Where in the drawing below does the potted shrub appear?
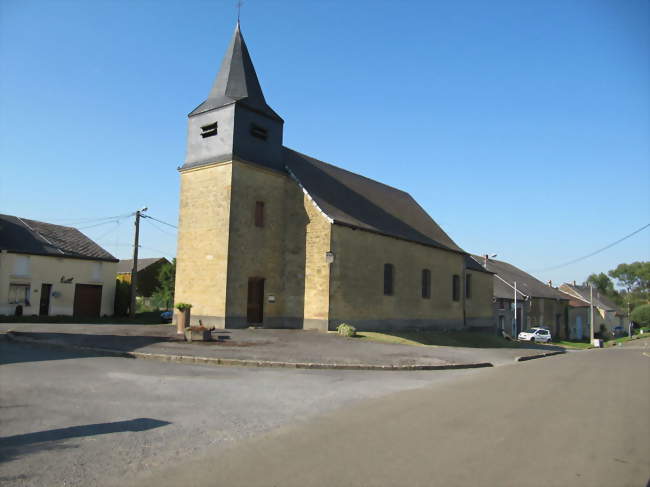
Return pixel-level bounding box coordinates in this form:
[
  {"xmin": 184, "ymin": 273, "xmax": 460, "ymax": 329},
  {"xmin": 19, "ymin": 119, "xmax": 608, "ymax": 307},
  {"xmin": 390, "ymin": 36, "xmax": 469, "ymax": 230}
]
[{"xmin": 175, "ymin": 303, "xmax": 192, "ymax": 335}]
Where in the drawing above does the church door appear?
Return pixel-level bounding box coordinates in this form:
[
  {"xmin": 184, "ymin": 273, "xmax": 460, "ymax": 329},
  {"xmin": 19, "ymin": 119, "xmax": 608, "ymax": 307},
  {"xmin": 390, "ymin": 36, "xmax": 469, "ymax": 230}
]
[{"xmin": 247, "ymin": 277, "xmax": 265, "ymax": 324}]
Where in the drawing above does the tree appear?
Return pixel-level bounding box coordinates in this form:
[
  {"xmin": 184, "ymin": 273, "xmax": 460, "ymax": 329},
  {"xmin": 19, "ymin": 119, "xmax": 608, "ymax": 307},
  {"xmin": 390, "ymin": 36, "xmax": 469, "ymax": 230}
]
[
  {"xmin": 608, "ymin": 262, "xmax": 650, "ymax": 294},
  {"xmin": 630, "ymin": 303, "xmax": 650, "ymax": 327},
  {"xmin": 151, "ymin": 259, "xmax": 176, "ymax": 310},
  {"xmin": 585, "ymin": 273, "xmax": 617, "ymax": 297},
  {"xmin": 608, "ymin": 261, "xmax": 650, "ymax": 312}
]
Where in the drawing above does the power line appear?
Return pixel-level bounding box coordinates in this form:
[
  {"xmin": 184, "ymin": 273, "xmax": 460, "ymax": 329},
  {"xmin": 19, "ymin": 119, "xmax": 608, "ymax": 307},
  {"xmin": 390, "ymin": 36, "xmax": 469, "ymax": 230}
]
[
  {"xmin": 55, "ymin": 212, "xmax": 134, "ymax": 225},
  {"xmin": 531, "ymin": 223, "xmax": 650, "ymax": 272},
  {"xmin": 143, "ymin": 217, "xmax": 177, "ymax": 238},
  {"xmin": 142, "ymin": 214, "xmax": 177, "ymax": 229}
]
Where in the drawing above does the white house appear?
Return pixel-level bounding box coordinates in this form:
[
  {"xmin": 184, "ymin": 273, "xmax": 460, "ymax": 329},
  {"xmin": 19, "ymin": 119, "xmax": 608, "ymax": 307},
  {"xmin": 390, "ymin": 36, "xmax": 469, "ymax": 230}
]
[{"xmin": 0, "ymin": 214, "xmax": 118, "ymax": 318}]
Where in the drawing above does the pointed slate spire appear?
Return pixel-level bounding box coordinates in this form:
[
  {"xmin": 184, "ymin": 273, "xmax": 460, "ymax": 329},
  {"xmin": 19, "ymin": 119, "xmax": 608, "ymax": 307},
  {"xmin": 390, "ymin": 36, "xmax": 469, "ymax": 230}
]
[{"xmin": 189, "ymin": 22, "xmax": 282, "ymax": 121}]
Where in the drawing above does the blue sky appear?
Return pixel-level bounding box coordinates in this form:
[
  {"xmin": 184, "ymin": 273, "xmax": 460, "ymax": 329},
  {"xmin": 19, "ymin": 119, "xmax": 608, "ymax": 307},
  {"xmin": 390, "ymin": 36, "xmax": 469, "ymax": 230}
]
[{"xmin": 1, "ymin": 0, "xmax": 648, "ymax": 286}]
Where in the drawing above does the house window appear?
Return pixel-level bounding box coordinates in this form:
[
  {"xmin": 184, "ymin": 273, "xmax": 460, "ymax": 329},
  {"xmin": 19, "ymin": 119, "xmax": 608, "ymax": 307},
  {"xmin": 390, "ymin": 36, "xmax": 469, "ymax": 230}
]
[
  {"xmin": 254, "ymin": 201, "xmax": 265, "ymax": 227},
  {"xmin": 497, "ymin": 298, "xmax": 505, "ymax": 310},
  {"xmin": 250, "ymin": 124, "xmax": 268, "ymax": 140},
  {"xmin": 91, "ymin": 262, "xmax": 103, "ymax": 282},
  {"xmin": 498, "ymin": 315, "xmax": 505, "ymax": 330},
  {"xmin": 8, "ymin": 283, "xmax": 30, "ymax": 305},
  {"xmin": 452, "ymin": 274, "xmax": 460, "ymax": 302},
  {"xmin": 384, "ymin": 263, "xmax": 394, "ymax": 296},
  {"xmin": 465, "ymin": 273, "xmax": 472, "ymax": 299},
  {"xmin": 421, "ymin": 269, "xmax": 431, "ymax": 299},
  {"xmin": 12, "ymin": 255, "xmax": 30, "ymax": 277},
  {"xmin": 200, "ymin": 121, "xmax": 218, "ymax": 138}
]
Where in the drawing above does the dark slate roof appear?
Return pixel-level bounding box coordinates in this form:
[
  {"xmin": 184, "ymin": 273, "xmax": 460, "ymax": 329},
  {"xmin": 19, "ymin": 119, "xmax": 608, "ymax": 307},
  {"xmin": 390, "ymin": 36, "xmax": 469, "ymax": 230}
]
[
  {"xmin": 560, "ymin": 284, "xmax": 618, "ymax": 311},
  {"xmin": 470, "ymin": 255, "xmax": 568, "ymax": 300},
  {"xmin": 117, "ymin": 257, "xmax": 169, "ymax": 274},
  {"xmin": 560, "ymin": 291, "xmax": 590, "ymax": 308},
  {"xmin": 0, "ymin": 214, "xmax": 117, "ymax": 262},
  {"xmin": 189, "ymin": 22, "xmax": 282, "ymax": 121},
  {"xmin": 284, "ymin": 147, "xmax": 466, "ymax": 254}
]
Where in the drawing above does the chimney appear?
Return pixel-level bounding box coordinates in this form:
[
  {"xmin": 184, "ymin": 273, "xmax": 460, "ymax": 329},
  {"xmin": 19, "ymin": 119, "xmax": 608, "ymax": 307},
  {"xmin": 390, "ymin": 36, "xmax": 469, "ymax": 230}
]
[
  {"xmin": 548, "ymin": 280, "xmax": 553, "ymax": 287},
  {"xmin": 573, "ymin": 280, "xmax": 576, "ymax": 286},
  {"xmin": 484, "ymin": 254, "xmax": 489, "ymax": 268}
]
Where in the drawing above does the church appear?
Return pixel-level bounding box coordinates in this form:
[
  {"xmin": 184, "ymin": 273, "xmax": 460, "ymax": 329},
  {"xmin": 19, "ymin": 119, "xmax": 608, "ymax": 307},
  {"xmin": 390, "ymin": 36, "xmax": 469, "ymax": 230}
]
[{"xmin": 174, "ymin": 23, "xmax": 494, "ymax": 332}]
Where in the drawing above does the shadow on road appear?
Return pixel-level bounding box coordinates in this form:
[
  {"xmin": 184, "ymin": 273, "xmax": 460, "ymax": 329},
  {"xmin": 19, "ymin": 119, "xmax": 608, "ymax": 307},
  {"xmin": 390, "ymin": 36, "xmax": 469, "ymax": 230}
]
[
  {"xmin": 0, "ymin": 418, "xmax": 171, "ymax": 464},
  {"xmin": 0, "ymin": 332, "xmax": 174, "ymax": 365}
]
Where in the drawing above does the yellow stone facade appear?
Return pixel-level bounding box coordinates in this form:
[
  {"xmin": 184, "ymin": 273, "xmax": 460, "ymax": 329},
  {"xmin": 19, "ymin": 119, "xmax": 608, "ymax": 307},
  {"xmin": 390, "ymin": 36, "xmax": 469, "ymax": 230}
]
[{"xmin": 175, "ymin": 158, "xmax": 494, "ymax": 331}]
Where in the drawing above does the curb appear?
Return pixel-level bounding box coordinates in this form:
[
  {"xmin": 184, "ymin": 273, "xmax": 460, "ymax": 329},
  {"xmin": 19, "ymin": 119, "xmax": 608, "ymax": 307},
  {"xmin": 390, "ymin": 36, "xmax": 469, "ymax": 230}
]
[
  {"xmin": 515, "ymin": 350, "xmax": 566, "ymax": 362},
  {"xmin": 4, "ymin": 332, "xmax": 494, "ymax": 371}
]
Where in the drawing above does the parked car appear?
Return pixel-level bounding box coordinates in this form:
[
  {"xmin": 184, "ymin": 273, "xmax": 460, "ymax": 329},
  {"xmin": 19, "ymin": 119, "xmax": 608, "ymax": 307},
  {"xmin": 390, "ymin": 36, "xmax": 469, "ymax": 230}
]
[
  {"xmin": 611, "ymin": 326, "xmax": 625, "ymax": 337},
  {"xmin": 518, "ymin": 327, "xmax": 552, "ymax": 343},
  {"xmin": 161, "ymin": 310, "xmax": 173, "ymax": 323}
]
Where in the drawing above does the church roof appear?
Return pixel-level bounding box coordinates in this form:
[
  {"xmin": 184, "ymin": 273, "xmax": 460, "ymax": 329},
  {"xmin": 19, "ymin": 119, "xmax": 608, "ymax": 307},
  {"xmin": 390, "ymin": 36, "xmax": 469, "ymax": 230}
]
[
  {"xmin": 189, "ymin": 23, "xmax": 282, "ymax": 121},
  {"xmin": 283, "ymin": 148, "xmax": 467, "ymax": 254}
]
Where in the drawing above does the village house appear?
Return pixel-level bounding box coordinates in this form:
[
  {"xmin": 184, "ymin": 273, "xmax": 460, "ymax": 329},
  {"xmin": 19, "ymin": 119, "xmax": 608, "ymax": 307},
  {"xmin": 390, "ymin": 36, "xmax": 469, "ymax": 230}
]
[
  {"xmin": 471, "ymin": 255, "xmax": 570, "ymax": 338},
  {"xmin": 173, "ymin": 23, "xmax": 494, "ymax": 331},
  {"xmin": 117, "ymin": 257, "xmax": 170, "ymax": 296},
  {"xmin": 0, "ymin": 214, "xmax": 117, "ymax": 318},
  {"xmin": 559, "ymin": 282, "xmax": 625, "ymax": 337}
]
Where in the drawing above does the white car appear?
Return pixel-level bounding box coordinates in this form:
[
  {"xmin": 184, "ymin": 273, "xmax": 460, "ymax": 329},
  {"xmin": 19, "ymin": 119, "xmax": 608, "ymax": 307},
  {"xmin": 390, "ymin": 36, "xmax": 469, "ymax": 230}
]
[{"xmin": 518, "ymin": 327, "xmax": 552, "ymax": 343}]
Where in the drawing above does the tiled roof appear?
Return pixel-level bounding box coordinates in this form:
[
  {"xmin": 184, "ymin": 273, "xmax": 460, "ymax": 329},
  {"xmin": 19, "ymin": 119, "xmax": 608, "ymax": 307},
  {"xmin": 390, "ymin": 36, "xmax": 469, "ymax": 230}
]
[
  {"xmin": 284, "ymin": 148, "xmax": 465, "ymax": 254},
  {"xmin": 560, "ymin": 284, "xmax": 619, "ymax": 311},
  {"xmin": 0, "ymin": 214, "xmax": 117, "ymax": 262},
  {"xmin": 470, "ymin": 255, "xmax": 569, "ymax": 300}
]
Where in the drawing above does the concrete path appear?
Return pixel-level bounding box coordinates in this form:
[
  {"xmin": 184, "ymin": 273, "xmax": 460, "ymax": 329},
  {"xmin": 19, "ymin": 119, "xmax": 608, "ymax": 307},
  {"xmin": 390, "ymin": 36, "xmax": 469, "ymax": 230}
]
[
  {"xmin": 0, "ymin": 323, "xmax": 562, "ymax": 368},
  {"xmin": 127, "ymin": 340, "xmax": 650, "ymax": 487}
]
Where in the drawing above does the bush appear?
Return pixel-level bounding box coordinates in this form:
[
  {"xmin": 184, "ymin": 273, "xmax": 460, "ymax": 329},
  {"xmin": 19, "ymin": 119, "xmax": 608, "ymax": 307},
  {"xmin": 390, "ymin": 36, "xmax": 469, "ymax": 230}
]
[
  {"xmin": 175, "ymin": 302, "xmax": 192, "ymax": 311},
  {"xmin": 631, "ymin": 304, "xmax": 650, "ymax": 327},
  {"xmin": 337, "ymin": 323, "xmax": 356, "ymax": 337}
]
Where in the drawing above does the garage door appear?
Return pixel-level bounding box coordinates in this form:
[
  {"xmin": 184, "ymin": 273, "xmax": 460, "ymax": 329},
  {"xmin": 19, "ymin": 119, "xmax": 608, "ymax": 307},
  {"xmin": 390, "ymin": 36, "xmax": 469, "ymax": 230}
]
[{"xmin": 73, "ymin": 284, "xmax": 103, "ymax": 318}]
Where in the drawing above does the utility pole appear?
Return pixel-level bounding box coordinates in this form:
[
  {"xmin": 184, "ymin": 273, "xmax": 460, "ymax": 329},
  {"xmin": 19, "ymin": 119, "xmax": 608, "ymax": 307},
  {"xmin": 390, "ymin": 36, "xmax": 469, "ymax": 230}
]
[
  {"xmin": 589, "ymin": 284, "xmax": 595, "ymax": 345},
  {"xmin": 129, "ymin": 207, "xmax": 147, "ymax": 318},
  {"xmin": 513, "ymin": 281, "xmax": 517, "ymax": 337}
]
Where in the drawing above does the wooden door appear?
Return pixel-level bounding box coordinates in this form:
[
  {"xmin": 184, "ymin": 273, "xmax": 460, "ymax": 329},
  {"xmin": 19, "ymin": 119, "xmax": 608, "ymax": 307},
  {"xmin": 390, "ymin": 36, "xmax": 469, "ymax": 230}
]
[
  {"xmin": 73, "ymin": 284, "xmax": 102, "ymax": 318},
  {"xmin": 247, "ymin": 277, "xmax": 265, "ymax": 324},
  {"xmin": 39, "ymin": 283, "xmax": 52, "ymax": 316}
]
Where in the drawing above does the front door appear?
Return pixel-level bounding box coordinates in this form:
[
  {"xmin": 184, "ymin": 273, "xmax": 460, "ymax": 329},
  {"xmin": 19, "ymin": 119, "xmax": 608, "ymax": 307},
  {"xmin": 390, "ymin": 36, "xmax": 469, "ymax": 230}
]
[
  {"xmin": 39, "ymin": 283, "xmax": 52, "ymax": 316},
  {"xmin": 73, "ymin": 284, "xmax": 102, "ymax": 318},
  {"xmin": 576, "ymin": 316, "xmax": 583, "ymax": 340},
  {"xmin": 247, "ymin": 277, "xmax": 265, "ymax": 324}
]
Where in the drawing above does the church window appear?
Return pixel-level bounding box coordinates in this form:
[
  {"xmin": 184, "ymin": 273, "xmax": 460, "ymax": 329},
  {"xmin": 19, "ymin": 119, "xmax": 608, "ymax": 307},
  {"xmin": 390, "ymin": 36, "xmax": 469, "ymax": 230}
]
[
  {"xmin": 465, "ymin": 273, "xmax": 472, "ymax": 299},
  {"xmin": 384, "ymin": 263, "xmax": 394, "ymax": 296},
  {"xmin": 421, "ymin": 269, "xmax": 431, "ymax": 299},
  {"xmin": 250, "ymin": 124, "xmax": 268, "ymax": 140},
  {"xmin": 452, "ymin": 274, "xmax": 460, "ymax": 301},
  {"xmin": 254, "ymin": 201, "xmax": 265, "ymax": 227},
  {"xmin": 200, "ymin": 121, "xmax": 218, "ymax": 138}
]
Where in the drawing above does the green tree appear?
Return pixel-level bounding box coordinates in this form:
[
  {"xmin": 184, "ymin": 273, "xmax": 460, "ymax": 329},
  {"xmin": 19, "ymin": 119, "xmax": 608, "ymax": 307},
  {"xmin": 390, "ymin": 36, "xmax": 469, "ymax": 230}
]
[
  {"xmin": 608, "ymin": 262, "xmax": 650, "ymax": 294},
  {"xmin": 630, "ymin": 303, "xmax": 650, "ymax": 327},
  {"xmin": 585, "ymin": 272, "xmax": 617, "ymax": 297},
  {"xmin": 608, "ymin": 262, "xmax": 650, "ymax": 312},
  {"xmin": 151, "ymin": 258, "xmax": 176, "ymax": 310}
]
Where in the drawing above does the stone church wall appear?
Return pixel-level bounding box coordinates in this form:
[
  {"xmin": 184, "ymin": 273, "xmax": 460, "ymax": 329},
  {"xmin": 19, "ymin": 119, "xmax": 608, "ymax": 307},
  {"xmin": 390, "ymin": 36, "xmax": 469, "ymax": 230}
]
[{"xmin": 174, "ymin": 162, "xmax": 232, "ymax": 327}]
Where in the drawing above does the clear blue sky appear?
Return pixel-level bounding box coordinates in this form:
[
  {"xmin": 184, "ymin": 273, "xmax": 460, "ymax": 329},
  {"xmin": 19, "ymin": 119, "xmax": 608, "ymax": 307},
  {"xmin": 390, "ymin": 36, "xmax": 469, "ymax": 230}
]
[{"xmin": 1, "ymin": 0, "xmax": 648, "ymax": 287}]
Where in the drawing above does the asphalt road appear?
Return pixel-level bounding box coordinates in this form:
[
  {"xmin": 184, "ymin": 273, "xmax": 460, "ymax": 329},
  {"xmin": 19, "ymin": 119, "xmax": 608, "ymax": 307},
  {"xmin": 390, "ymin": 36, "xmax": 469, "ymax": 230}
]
[
  {"xmin": 0, "ymin": 340, "xmax": 476, "ymax": 487},
  {"xmin": 127, "ymin": 341, "xmax": 650, "ymax": 487}
]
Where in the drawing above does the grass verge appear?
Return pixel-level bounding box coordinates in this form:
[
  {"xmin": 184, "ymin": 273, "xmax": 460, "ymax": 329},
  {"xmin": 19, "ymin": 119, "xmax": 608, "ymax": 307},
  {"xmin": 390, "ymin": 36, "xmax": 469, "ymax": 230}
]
[{"xmin": 355, "ymin": 331, "xmax": 525, "ymax": 348}]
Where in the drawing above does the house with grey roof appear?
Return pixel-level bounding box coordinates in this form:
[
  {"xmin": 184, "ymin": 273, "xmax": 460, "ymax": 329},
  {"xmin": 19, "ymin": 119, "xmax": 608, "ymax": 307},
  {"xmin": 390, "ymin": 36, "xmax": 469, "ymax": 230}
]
[
  {"xmin": 471, "ymin": 255, "xmax": 570, "ymax": 338},
  {"xmin": 117, "ymin": 257, "xmax": 171, "ymax": 298},
  {"xmin": 173, "ymin": 23, "xmax": 494, "ymax": 332},
  {"xmin": 559, "ymin": 283, "xmax": 625, "ymax": 337},
  {"xmin": 0, "ymin": 214, "xmax": 118, "ymax": 318}
]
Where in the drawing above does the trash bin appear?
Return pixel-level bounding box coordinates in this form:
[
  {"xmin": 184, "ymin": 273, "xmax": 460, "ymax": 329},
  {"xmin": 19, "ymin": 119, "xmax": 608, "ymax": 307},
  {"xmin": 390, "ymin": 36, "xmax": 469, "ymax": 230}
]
[{"xmin": 592, "ymin": 338, "xmax": 603, "ymax": 348}]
